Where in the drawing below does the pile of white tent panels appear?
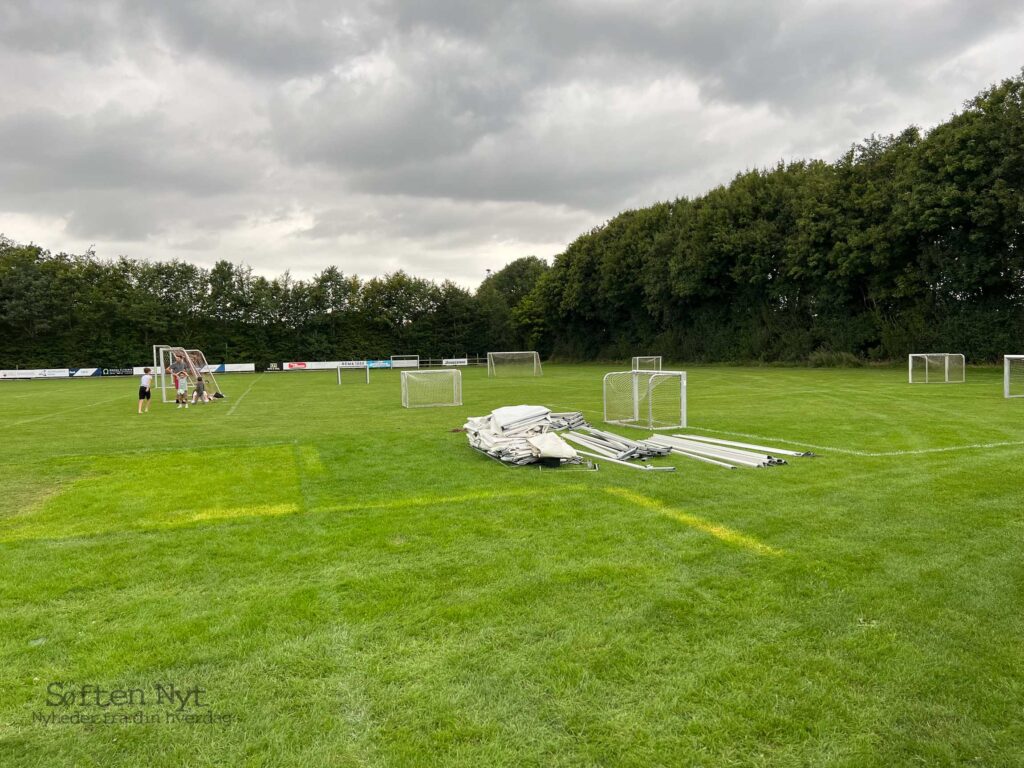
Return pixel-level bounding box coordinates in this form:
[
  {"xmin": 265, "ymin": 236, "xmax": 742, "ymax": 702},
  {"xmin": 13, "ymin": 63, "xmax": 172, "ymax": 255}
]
[
  {"xmin": 645, "ymin": 434, "xmax": 813, "ymax": 469},
  {"xmin": 562, "ymin": 427, "xmax": 676, "ymax": 472},
  {"xmin": 464, "ymin": 405, "xmax": 585, "ymax": 466}
]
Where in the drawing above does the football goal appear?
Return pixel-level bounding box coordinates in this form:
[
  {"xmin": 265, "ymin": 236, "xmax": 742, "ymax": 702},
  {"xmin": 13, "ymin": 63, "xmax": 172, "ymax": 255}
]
[
  {"xmin": 487, "ymin": 351, "xmax": 542, "ymax": 377},
  {"xmin": 632, "ymin": 356, "xmax": 662, "ymax": 371},
  {"xmin": 338, "ymin": 364, "xmax": 370, "ymax": 384},
  {"xmin": 390, "ymin": 355, "xmax": 420, "ymax": 369},
  {"xmin": 604, "ymin": 369, "xmax": 687, "ymax": 430},
  {"xmin": 152, "ymin": 345, "xmax": 222, "ymax": 403},
  {"xmin": 1005, "ymin": 355, "xmax": 1024, "ymax": 398},
  {"xmin": 401, "ymin": 369, "xmax": 462, "ymax": 408},
  {"xmin": 908, "ymin": 353, "xmax": 965, "ymax": 384}
]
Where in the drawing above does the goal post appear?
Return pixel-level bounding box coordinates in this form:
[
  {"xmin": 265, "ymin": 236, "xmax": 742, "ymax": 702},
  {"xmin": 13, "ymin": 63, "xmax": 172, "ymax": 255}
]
[
  {"xmin": 487, "ymin": 351, "xmax": 542, "ymax": 377},
  {"xmin": 604, "ymin": 369, "xmax": 686, "ymax": 430},
  {"xmin": 401, "ymin": 369, "xmax": 462, "ymax": 408},
  {"xmin": 152, "ymin": 345, "xmax": 223, "ymax": 402},
  {"xmin": 1005, "ymin": 355, "xmax": 1024, "ymax": 398},
  {"xmin": 185, "ymin": 349, "xmax": 222, "ymax": 397},
  {"xmin": 908, "ymin": 353, "xmax": 965, "ymax": 384},
  {"xmin": 338, "ymin": 364, "xmax": 370, "ymax": 384},
  {"xmin": 632, "ymin": 356, "xmax": 662, "ymax": 371},
  {"xmin": 390, "ymin": 355, "xmax": 420, "ymax": 369}
]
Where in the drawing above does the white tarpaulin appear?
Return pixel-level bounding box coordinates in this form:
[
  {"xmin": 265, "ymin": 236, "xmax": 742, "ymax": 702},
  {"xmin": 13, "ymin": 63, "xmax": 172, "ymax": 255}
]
[{"xmin": 465, "ymin": 405, "xmax": 585, "ymax": 465}]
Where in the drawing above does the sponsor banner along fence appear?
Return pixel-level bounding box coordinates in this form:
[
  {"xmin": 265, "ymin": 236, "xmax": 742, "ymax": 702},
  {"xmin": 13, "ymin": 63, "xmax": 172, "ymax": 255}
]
[
  {"xmin": 0, "ymin": 368, "xmax": 71, "ymax": 380},
  {"xmin": 283, "ymin": 360, "xmax": 394, "ymax": 371},
  {"xmin": 276, "ymin": 358, "xmax": 479, "ymax": 372},
  {"xmin": 1, "ymin": 363, "xmax": 255, "ymax": 380}
]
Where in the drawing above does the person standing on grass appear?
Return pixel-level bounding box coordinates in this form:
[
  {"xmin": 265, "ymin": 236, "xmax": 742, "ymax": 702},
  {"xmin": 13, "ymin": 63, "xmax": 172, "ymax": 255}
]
[
  {"xmin": 176, "ymin": 371, "xmax": 189, "ymax": 409},
  {"xmin": 138, "ymin": 367, "xmax": 153, "ymax": 413},
  {"xmin": 192, "ymin": 374, "xmax": 207, "ymax": 404}
]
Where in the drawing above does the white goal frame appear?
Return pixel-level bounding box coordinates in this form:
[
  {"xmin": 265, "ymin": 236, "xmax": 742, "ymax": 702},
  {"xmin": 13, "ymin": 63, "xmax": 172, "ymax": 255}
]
[
  {"xmin": 152, "ymin": 344, "xmax": 222, "ymax": 403},
  {"xmin": 908, "ymin": 353, "xmax": 965, "ymax": 384},
  {"xmin": 487, "ymin": 351, "xmax": 542, "ymax": 377},
  {"xmin": 1005, "ymin": 355, "xmax": 1024, "ymax": 398},
  {"xmin": 401, "ymin": 369, "xmax": 462, "ymax": 408},
  {"xmin": 338, "ymin": 365, "xmax": 370, "ymax": 384},
  {"xmin": 391, "ymin": 355, "xmax": 420, "ymax": 369},
  {"xmin": 603, "ymin": 369, "xmax": 687, "ymax": 430},
  {"xmin": 632, "ymin": 356, "xmax": 662, "ymax": 371}
]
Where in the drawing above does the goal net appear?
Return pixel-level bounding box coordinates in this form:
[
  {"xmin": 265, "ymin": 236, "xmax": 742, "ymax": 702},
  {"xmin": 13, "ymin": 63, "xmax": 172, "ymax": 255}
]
[
  {"xmin": 153, "ymin": 345, "xmax": 223, "ymax": 403},
  {"xmin": 604, "ymin": 370, "xmax": 687, "ymax": 430},
  {"xmin": 908, "ymin": 353, "xmax": 965, "ymax": 384},
  {"xmin": 402, "ymin": 369, "xmax": 462, "ymax": 408},
  {"xmin": 487, "ymin": 351, "xmax": 542, "ymax": 377},
  {"xmin": 391, "ymin": 355, "xmax": 420, "ymax": 369},
  {"xmin": 632, "ymin": 356, "xmax": 662, "ymax": 371},
  {"xmin": 1005, "ymin": 355, "xmax": 1024, "ymax": 398}
]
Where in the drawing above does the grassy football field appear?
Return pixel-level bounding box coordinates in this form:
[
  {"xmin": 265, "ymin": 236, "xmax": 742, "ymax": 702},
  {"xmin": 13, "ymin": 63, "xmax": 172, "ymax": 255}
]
[{"xmin": 1, "ymin": 364, "xmax": 1022, "ymax": 767}]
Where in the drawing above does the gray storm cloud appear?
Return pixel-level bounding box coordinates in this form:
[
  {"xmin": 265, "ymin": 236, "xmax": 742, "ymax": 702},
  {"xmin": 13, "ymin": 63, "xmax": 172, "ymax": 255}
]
[{"xmin": 1, "ymin": 0, "xmax": 1022, "ymax": 287}]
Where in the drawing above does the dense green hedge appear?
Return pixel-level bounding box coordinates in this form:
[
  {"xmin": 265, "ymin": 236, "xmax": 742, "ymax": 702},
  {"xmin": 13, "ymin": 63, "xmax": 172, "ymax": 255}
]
[{"xmin": 532, "ymin": 72, "xmax": 1024, "ymax": 363}]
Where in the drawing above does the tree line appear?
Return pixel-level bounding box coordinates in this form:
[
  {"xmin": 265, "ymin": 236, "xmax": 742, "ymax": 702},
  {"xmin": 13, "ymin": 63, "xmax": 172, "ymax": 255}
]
[
  {"xmin": 0, "ymin": 240, "xmax": 548, "ymax": 368},
  {"xmin": 2, "ymin": 72, "xmax": 1022, "ymax": 368}
]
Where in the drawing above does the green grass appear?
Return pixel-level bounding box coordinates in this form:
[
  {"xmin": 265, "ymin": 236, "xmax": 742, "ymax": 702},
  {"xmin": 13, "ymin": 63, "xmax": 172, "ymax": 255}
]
[{"xmin": 1, "ymin": 364, "xmax": 1023, "ymax": 767}]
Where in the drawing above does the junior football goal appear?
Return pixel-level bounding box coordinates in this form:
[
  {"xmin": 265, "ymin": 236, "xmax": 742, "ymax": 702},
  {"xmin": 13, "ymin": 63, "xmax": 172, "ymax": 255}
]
[
  {"xmin": 401, "ymin": 369, "xmax": 462, "ymax": 408},
  {"xmin": 908, "ymin": 353, "xmax": 965, "ymax": 384},
  {"xmin": 604, "ymin": 369, "xmax": 686, "ymax": 430},
  {"xmin": 390, "ymin": 355, "xmax": 420, "ymax": 369},
  {"xmin": 152, "ymin": 344, "xmax": 223, "ymax": 403},
  {"xmin": 632, "ymin": 356, "xmax": 662, "ymax": 371},
  {"xmin": 487, "ymin": 351, "xmax": 542, "ymax": 377},
  {"xmin": 1005, "ymin": 355, "xmax": 1024, "ymax": 398},
  {"xmin": 337, "ymin": 364, "xmax": 370, "ymax": 384}
]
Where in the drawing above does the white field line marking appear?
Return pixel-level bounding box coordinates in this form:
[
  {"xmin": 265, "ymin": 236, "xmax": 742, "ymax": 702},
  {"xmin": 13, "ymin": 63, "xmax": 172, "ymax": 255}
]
[
  {"xmin": 226, "ymin": 374, "xmax": 265, "ymax": 416},
  {"xmin": 7, "ymin": 394, "xmax": 126, "ymax": 427},
  {"xmin": 688, "ymin": 427, "xmax": 1024, "ymax": 457}
]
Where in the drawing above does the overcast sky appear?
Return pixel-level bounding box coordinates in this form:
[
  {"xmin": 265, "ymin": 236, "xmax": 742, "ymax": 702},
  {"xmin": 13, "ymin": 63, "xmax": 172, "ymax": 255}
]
[{"xmin": 1, "ymin": 1, "xmax": 1022, "ymax": 289}]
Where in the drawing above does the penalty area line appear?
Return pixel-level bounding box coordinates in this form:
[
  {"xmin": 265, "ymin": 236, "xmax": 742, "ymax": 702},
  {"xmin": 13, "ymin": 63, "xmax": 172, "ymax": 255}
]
[
  {"xmin": 687, "ymin": 426, "xmax": 1024, "ymax": 457},
  {"xmin": 226, "ymin": 374, "xmax": 265, "ymax": 416}
]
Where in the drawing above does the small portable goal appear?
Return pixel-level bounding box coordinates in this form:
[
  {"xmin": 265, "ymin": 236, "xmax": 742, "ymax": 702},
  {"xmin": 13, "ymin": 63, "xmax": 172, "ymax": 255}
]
[
  {"xmin": 604, "ymin": 369, "xmax": 686, "ymax": 430},
  {"xmin": 487, "ymin": 351, "xmax": 542, "ymax": 377},
  {"xmin": 1005, "ymin": 355, "xmax": 1024, "ymax": 399},
  {"xmin": 391, "ymin": 355, "xmax": 420, "ymax": 369},
  {"xmin": 632, "ymin": 356, "xmax": 662, "ymax": 371},
  {"xmin": 338, "ymin": 364, "xmax": 370, "ymax": 384},
  {"xmin": 908, "ymin": 353, "xmax": 965, "ymax": 384},
  {"xmin": 402, "ymin": 369, "xmax": 462, "ymax": 408}
]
